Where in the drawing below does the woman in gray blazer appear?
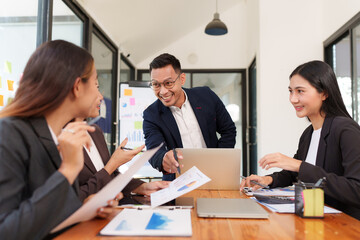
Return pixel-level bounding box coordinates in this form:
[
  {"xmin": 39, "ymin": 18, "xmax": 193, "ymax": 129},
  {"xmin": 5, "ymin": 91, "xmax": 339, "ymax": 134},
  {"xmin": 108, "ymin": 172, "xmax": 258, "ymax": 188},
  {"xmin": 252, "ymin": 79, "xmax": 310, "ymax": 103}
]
[
  {"xmin": 0, "ymin": 40, "xmax": 118, "ymax": 239},
  {"xmin": 240, "ymin": 61, "xmax": 360, "ymax": 220}
]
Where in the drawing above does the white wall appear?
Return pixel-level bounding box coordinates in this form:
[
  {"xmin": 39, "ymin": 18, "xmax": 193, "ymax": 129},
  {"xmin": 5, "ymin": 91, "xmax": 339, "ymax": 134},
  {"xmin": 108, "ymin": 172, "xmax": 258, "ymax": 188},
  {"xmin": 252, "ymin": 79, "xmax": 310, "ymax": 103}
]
[
  {"xmin": 256, "ymin": 0, "xmax": 324, "ymax": 176},
  {"xmin": 323, "ymin": 0, "xmax": 360, "ymax": 40},
  {"xmin": 137, "ymin": 1, "xmax": 247, "ymax": 69},
  {"xmin": 246, "ymin": 0, "xmax": 259, "ymax": 65}
]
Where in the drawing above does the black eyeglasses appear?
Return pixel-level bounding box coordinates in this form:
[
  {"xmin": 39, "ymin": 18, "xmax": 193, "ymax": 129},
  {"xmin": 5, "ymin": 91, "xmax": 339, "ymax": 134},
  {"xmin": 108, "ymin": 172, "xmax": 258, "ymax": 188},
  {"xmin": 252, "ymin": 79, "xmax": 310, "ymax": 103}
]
[{"xmin": 149, "ymin": 73, "xmax": 181, "ymax": 90}]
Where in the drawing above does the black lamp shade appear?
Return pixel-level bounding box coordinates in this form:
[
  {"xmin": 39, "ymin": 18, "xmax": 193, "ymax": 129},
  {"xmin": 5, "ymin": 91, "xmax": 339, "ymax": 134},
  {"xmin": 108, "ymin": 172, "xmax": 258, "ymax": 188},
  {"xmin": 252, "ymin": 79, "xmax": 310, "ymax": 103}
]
[{"xmin": 205, "ymin": 13, "xmax": 228, "ymax": 36}]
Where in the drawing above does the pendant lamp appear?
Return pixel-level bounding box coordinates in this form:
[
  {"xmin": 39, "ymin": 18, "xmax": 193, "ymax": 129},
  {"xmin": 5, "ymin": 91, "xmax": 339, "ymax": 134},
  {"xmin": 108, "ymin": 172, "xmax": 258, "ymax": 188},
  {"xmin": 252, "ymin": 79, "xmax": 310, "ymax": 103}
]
[{"xmin": 205, "ymin": 0, "xmax": 228, "ymax": 36}]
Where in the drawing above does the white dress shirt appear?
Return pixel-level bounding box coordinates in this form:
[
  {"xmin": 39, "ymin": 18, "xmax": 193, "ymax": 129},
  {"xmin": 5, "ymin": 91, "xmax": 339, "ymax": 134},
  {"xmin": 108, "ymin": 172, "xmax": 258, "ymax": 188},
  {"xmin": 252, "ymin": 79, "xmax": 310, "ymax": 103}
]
[
  {"xmin": 52, "ymin": 125, "xmax": 104, "ymax": 171},
  {"xmin": 84, "ymin": 135, "xmax": 104, "ymax": 171},
  {"xmin": 169, "ymin": 91, "xmax": 207, "ymax": 148},
  {"xmin": 305, "ymin": 128, "xmax": 321, "ymax": 166}
]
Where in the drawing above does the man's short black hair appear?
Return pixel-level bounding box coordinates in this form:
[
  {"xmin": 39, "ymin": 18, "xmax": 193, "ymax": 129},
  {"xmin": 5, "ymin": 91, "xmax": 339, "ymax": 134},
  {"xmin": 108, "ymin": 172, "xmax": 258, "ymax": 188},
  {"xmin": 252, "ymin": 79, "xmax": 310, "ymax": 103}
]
[{"xmin": 149, "ymin": 53, "xmax": 181, "ymax": 74}]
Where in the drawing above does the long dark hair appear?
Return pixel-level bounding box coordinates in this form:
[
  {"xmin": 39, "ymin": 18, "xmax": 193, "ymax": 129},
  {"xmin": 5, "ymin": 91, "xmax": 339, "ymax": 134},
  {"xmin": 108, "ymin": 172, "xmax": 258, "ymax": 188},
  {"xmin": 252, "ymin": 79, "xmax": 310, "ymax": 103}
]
[
  {"xmin": 290, "ymin": 60, "xmax": 351, "ymax": 118},
  {"xmin": 0, "ymin": 40, "xmax": 94, "ymax": 118}
]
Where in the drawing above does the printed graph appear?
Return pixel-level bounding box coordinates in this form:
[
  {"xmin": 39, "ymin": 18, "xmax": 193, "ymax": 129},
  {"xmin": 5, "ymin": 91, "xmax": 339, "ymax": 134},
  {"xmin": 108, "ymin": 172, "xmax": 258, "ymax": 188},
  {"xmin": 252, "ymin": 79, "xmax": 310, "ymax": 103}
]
[{"xmin": 145, "ymin": 213, "xmax": 173, "ymax": 230}]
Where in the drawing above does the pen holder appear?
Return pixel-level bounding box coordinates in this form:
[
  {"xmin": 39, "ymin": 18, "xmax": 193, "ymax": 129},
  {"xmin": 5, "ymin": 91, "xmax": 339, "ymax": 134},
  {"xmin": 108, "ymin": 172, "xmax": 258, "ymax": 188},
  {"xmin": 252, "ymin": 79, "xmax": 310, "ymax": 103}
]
[{"xmin": 295, "ymin": 182, "xmax": 324, "ymax": 218}]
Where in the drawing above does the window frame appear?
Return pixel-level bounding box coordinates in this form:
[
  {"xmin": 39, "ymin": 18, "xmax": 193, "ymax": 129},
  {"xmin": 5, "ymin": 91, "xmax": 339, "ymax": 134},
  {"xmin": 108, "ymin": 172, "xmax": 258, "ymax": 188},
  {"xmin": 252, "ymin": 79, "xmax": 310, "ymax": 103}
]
[{"xmin": 324, "ymin": 11, "xmax": 360, "ymax": 122}]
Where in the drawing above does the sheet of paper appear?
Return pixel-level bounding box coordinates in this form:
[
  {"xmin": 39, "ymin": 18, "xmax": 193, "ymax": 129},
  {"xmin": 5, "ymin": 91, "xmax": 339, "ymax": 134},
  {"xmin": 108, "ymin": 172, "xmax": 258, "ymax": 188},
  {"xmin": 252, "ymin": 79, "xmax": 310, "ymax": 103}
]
[
  {"xmin": 251, "ymin": 197, "xmax": 341, "ymax": 214},
  {"xmin": 244, "ymin": 187, "xmax": 295, "ymax": 196},
  {"xmin": 100, "ymin": 208, "xmax": 192, "ymax": 236},
  {"xmin": 151, "ymin": 166, "xmax": 211, "ymax": 208},
  {"xmin": 51, "ymin": 144, "xmax": 162, "ymax": 233}
]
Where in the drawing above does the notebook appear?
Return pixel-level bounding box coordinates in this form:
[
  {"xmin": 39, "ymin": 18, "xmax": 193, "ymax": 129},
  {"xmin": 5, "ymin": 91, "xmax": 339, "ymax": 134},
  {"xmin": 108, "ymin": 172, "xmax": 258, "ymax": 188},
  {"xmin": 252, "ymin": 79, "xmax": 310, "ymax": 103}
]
[
  {"xmin": 176, "ymin": 148, "xmax": 241, "ymax": 190},
  {"xmin": 197, "ymin": 198, "xmax": 269, "ymax": 219}
]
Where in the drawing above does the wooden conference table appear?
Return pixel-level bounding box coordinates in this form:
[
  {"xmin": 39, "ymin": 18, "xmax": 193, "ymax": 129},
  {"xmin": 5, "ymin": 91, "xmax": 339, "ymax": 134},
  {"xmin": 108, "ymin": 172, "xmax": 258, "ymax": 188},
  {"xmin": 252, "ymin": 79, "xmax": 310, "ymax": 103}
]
[{"xmin": 55, "ymin": 190, "xmax": 360, "ymax": 240}]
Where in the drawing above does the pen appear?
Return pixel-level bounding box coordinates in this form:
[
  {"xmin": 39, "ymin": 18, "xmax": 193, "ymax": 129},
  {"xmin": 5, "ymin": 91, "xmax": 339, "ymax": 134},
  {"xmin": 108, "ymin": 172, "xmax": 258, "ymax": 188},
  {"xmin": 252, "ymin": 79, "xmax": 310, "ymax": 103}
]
[
  {"xmin": 121, "ymin": 146, "xmax": 145, "ymax": 152},
  {"xmin": 173, "ymin": 148, "xmax": 181, "ymax": 174},
  {"xmin": 240, "ymin": 176, "xmax": 269, "ymax": 189},
  {"xmin": 87, "ymin": 116, "xmax": 101, "ymax": 125}
]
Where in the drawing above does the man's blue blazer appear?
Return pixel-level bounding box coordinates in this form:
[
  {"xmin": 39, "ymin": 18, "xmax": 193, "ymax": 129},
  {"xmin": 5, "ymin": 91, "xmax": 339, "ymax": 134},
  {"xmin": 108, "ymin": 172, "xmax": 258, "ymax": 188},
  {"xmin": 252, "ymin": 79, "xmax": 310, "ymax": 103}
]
[{"xmin": 143, "ymin": 86, "xmax": 236, "ymax": 180}]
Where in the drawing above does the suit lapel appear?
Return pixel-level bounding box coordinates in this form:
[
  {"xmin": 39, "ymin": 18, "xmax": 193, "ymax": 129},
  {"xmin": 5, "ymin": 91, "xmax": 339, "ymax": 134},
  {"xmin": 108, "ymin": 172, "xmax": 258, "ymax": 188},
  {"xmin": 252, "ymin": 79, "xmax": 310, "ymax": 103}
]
[
  {"xmin": 185, "ymin": 88, "xmax": 210, "ymax": 146},
  {"xmin": 159, "ymin": 102, "xmax": 183, "ymax": 147},
  {"xmin": 316, "ymin": 117, "xmax": 333, "ymax": 168},
  {"xmin": 29, "ymin": 117, "xmax": 80, "ymax": 194},
  {"xmin": 29, "ymin": 117, "xmax": 62, "ymax": 169}
]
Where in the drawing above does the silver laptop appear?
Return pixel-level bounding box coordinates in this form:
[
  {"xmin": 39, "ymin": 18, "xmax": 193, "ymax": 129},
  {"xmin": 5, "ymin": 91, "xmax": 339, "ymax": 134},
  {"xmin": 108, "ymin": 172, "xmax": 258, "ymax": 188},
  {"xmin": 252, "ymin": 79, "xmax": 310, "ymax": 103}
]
[
  {"xmin": 176, "ymin": 148, "xmax": 241, "ymax": 190},
  {"xmin": 197, "ymin": 198, "xmax": 269, "ymax": 219}
]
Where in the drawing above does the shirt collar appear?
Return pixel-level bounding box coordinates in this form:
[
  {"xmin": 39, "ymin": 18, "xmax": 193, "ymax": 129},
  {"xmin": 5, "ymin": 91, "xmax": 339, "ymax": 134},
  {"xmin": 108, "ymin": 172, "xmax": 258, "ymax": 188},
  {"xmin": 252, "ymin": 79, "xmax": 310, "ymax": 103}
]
[{"xmin": 170, "ymin": 90, "xmax": 189, "ymax": 112}]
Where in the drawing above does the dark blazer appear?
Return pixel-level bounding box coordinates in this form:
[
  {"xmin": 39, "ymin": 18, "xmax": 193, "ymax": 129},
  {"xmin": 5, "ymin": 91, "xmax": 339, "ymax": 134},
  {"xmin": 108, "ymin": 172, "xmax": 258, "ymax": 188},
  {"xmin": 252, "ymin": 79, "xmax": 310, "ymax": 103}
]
[
  {"xmin": 0, "ymin": 117, "xmax": 82, "ymax": 240},
  {"xmin": 78, "ymin": 125, "xmax": 143, "ymax": 202},
  {"xmin": 269, "ymin": 116, "xmax": 360, "ymax": 220},
  {"xmin": 143, "ymin": 86, "xmax": 236, "ymax": 180}
]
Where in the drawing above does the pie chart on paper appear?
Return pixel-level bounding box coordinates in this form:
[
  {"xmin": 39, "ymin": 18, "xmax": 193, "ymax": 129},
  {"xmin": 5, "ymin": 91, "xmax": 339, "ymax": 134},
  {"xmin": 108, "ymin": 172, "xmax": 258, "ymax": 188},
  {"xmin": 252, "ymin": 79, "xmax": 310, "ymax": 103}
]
[{"xmin": 177, "ymin": 181, "xmax": 197, "ymax": 191}]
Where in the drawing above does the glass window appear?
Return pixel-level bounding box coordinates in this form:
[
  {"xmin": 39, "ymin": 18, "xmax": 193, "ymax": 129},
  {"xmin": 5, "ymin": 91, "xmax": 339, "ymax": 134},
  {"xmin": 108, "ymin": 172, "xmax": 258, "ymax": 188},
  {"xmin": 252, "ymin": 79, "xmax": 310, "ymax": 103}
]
[
  {"xmin": 192, "ymin": 73, "xmax": 242, "ymax": 149},
  {"xmin": 332, "ymin": 35, "xmax": 352, "ymax": 117},
  {"xmin": 52, "ymin": 0, "xmax": 83, "ymax": 46},
  {"xmin": 0, "ymin": 0, "xmax": 38, "ymax": 110},
  {"xmin": 120, "ymin": 56, "xmax": 135, "ymax": 82},
  {"xmin": 92, "ymin": 33, "xmax": 114, "ymax": 151}
]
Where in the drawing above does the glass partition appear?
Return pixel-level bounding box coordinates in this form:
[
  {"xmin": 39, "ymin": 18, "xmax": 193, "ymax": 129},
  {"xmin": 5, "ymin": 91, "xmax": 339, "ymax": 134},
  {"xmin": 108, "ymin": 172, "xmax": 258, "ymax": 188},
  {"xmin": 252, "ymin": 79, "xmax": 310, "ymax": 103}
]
[
  {"xmin": 0, "ymin": 0, "xmax": 38, "ymax": 110},
  {"xmin": 52, "ymin": 0, "xmax": 83, "ymax": 46},
  {"xmin": 92, "ymin": 32, "xmax": 115, "ymax": 151}
]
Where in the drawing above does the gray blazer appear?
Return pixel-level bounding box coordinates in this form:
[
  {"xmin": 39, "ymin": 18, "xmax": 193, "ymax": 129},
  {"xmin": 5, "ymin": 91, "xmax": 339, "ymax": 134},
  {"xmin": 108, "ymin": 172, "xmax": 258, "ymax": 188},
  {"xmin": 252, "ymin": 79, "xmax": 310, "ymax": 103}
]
[{"xmin": 0, "ymin": 117, "xmax": 82, "ymax": 240}]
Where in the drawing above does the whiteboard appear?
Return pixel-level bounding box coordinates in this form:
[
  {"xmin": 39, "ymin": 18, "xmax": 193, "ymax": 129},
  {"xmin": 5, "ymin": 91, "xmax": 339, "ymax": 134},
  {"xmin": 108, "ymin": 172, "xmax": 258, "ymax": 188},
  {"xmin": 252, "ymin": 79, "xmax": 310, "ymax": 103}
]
[{"xmin": 118, "ymin": 82, "xmax": 162, "ymax": 178}]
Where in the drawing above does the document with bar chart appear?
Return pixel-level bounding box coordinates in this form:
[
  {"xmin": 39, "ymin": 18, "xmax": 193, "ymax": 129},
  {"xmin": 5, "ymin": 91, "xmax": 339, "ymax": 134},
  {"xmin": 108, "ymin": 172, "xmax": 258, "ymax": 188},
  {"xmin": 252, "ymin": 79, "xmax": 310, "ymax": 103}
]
[{"xmin": 100, "ymin": 208, "xmax": 192, "ymax": 236}]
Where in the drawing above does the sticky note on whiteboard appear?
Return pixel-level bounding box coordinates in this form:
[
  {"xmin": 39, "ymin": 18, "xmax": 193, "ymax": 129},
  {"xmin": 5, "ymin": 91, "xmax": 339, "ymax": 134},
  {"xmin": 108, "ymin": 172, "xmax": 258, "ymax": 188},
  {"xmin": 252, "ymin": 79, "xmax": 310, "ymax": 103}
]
[
  {"xmin": 0, "ymin": 95, "xmax": 3, "ymax": 106},
  {"xmin": 5, "ymin": 61, "xmax": 12, "ymax": 74},
  {"xmin": 134, "ymin": 121, "xmax": 142, "ymax": 130},
  {"xmin": 130, "ymin": 98, "xmax": 135, "ymax": 105},
  {"xmin": 7, "ymin": 80, "xmax": 14, "ymax": 91},
  {"xmin": 124, "ymin": 89, "xmax": 132, "ymax": 96}
]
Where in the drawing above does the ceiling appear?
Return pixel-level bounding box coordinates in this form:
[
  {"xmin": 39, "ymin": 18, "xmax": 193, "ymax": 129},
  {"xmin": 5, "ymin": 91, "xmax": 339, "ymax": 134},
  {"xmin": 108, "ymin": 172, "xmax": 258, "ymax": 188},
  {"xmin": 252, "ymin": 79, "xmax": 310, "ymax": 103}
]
[{"xmin": 76, "ymin": 0, "xmax": 242, "ymax": 66}]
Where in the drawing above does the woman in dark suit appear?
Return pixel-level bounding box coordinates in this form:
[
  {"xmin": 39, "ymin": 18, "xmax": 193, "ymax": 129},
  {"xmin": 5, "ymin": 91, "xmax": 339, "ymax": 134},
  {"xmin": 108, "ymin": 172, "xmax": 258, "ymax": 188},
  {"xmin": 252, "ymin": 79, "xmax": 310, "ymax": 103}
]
[
  {"xmin": 0, "ymin": 40, "xmax": 119, "ymax": 239},
  {"xmin": 240, "ymin": 60, "xmax": 360, "ymax": 220},
  {"xmin": 77, "ymin": 89, "xmax": 169, "ymax": 202}
]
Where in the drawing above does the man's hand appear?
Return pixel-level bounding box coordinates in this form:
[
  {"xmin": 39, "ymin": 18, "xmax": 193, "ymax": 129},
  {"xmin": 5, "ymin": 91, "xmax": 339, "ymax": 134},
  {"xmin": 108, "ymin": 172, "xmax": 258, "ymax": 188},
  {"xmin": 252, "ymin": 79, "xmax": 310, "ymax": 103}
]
[{"xmin": 162, "ymin": 150, "xmax": 183, "ymax": 174}]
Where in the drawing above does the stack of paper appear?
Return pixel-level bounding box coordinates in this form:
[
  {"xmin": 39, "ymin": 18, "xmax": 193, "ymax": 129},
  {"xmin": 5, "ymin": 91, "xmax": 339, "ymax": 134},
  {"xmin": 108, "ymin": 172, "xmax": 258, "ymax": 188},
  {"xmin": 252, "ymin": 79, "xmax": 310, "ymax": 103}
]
[
  {"xmin": 244, "ymin": 187, "xmax": 295, "ymax": 197},
  {"xmin": 251, "ymin": 197, "xmax": 341, "ymax": 214}
]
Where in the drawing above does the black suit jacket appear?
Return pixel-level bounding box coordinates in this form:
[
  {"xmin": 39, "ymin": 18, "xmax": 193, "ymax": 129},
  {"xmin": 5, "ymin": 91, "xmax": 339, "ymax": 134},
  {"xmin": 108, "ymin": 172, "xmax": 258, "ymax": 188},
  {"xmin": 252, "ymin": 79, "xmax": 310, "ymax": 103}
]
[
  {"xmin": 143, "ymin": 87, "xmax": 236, "ymax": 180},
  {"xmin": 0, "ymin": 117, "xmax": 82, "ymax": 240},
  {"xmin": 269, "ymin": 116, "xmax": 360, "ymax": 220},
  {"xmin": 78, "ymin": 125, "xmax": 143, "ymax": 202}
]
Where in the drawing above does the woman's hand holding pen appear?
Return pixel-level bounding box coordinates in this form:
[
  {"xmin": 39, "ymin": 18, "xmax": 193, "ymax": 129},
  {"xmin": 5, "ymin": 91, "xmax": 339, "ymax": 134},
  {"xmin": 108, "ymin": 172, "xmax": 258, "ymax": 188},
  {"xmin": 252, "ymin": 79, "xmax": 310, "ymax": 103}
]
[
  {"xmin": 58, "ymin": 122, "xmax": 95, "ymax": 184},
  {"xmin": 104, "ymin": 138, "xmax": 145, "ymax": 175},
  {"xmin": 259, "ymin": 152, "xmax": 302, "ymax": 172},
  {"xmin": 239, "ymin": 175, "xmax": 273, "ymax": 191},
  {"xmin": 163, "ymin": 149, "xmax": 183, "ymax": 174}
]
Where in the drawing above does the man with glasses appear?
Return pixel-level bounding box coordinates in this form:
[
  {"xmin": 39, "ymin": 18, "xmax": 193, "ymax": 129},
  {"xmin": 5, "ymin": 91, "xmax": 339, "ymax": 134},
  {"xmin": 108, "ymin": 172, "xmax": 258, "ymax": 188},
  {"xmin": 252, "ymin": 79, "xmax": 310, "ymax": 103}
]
[{"xmin": 143, "ymin": 53, "xmax": 236, "ymax": 181}]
